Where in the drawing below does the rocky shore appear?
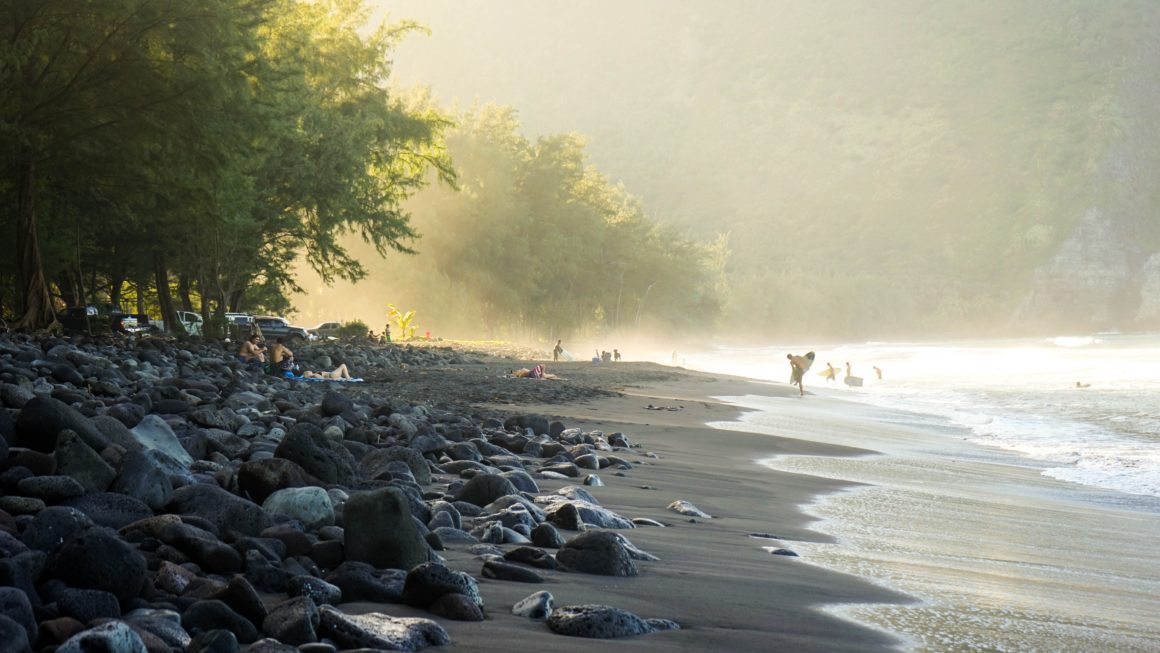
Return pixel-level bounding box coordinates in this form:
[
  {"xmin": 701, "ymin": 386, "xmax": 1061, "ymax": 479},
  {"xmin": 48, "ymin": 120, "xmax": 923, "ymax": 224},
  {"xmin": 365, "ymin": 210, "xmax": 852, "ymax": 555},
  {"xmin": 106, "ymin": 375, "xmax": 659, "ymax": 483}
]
[{"xmin": 0, "ymin": 334, "xmax": 720, "ymax": 652}]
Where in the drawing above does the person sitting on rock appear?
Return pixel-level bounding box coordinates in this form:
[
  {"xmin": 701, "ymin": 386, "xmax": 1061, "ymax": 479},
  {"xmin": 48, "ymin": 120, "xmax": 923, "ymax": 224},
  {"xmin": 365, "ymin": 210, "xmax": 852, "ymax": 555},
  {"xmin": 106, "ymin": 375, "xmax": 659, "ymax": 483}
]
[
  {"xmin": 268, "ymin": 338, "xmax": 296, "ymax": 375},
  {"xmin": 237, "ymin": 335, "xmax": 265, "ymax": 370},
  {"xmin": 301, "ymin": 363, "xmax": 354, "ymax": 380}
]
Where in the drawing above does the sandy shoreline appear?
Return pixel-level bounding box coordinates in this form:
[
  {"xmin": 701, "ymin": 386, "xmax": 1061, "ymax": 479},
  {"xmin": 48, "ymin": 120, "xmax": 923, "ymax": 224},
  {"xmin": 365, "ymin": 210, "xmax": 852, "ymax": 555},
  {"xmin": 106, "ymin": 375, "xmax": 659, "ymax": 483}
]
[{"xmin": 369, "ymin": 362, "xmax": 913, "ymax": 651}]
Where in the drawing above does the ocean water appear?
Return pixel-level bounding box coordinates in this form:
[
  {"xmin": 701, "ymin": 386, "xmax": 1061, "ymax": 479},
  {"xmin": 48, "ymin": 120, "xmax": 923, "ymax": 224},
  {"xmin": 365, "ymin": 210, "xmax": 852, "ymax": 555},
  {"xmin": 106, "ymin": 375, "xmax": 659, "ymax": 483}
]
[
  {"xmin": 682, "ymin": 333, "xmax": 1160, "ymax": 499},
  {"xmin": 680, "ymin": 334, "xmax": 1160, "ymax": 652}
]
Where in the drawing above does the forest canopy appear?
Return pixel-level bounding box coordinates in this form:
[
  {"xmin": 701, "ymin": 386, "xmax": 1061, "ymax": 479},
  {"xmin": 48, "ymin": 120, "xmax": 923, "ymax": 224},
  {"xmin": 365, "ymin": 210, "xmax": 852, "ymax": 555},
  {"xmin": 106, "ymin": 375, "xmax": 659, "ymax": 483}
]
[
  {"xmin": 0, "ymin": 0, "xmax": 451, "ymax": 331},
  {"xmin": 0, "ymin": 0, "xmax": 725, "ymax": 341}
]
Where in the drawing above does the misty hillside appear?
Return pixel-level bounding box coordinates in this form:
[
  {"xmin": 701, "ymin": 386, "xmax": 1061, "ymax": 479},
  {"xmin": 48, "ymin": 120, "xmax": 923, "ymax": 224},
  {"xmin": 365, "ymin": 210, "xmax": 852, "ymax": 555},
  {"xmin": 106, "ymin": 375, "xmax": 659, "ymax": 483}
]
[{"xmin": 380, "ymin": 0, "xmax": 1160, "ymax": 338}]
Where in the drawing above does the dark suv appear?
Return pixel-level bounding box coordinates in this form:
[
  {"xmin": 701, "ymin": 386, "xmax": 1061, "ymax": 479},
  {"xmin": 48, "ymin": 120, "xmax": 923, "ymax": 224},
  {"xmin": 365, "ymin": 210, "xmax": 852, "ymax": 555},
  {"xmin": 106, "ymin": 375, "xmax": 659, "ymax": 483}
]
[
  {"xmin": 253, "ymin": 316, "xmax": 311, "ymax": 342},
  {"xmin": 58, "ymin": 304, "xmax": 151, "ymax": 335}
]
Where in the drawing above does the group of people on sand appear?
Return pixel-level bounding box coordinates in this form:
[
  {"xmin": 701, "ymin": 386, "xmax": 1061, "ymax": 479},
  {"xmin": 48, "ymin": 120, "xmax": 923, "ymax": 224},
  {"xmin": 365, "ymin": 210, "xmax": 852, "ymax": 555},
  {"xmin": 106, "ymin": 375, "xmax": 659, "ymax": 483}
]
[
  {"xmin": 236, "ymin": 334, "xmax": 353, "ymax": 379},
  {"xmin": 786, "ymin": 353, "xmax": 883, "ymax": 397},
  {"xmin": 551, "ymin": 339, "xmax": 621, "ymax": 364}
]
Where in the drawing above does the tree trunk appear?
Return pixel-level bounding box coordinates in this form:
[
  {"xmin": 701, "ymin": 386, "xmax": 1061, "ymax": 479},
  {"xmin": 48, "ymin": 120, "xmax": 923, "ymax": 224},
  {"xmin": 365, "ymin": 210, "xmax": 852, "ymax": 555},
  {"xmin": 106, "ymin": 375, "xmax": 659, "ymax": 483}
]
[
  {"xmin": 153, "ymin": 252, "xmax": 184, "ymax": 335},
  {"xmin": 13, "ymin": 158, "xmax": 57, "ymax": 330},
  {"xmin": 178, "ymin": 273, "xmax": 194, "ymax": 312},
  {"xmin": 109, "ymin": 271, "xmax": 125, "ymax": 309}
]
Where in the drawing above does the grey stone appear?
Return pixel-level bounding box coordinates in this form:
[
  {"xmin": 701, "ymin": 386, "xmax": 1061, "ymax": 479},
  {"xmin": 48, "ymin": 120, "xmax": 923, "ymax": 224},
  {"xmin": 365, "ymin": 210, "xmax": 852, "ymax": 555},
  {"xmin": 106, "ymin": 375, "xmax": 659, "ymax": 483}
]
[
  {"xmin": 547, "ymin": 604, "xmax": 668, "ymax": 638},
  {"xmin": 317, "ymin": 606, "xmax": 450, "ymax": 651},
  {"xmin": 454, "ymin": 473, "xmax": 518, "ymax": 507},
  {"xmin": 262, "ymin": 487, "xmax": 334, "ymax": 530},
  {"xmin": 482, "ymin": 560, "xmax": 544, "ymax": 583},
  {"xmin": 110, "ymin": 449, "xmax": 174, "ymax": 510},
  {"xmin": 182, "ymin": 600, "xmax": 260, "ymax": 644},
  {"xmin": 343, "ymin": 487, "xmax": 432, "ymax": 571},
  {"xmin": 556, "ymin": 531, "xmax": 639, "ymax": 577},
  {"xmin": 61, "ymin": 491, "xmax": 153, "ymax": 530},
  {"xmin": 16, "ymin": 474, "xmax": 85, "ymax": 502},
  {"xmin": 402, "ymin": 562, "xmax": 483, "ymax": 609},
  {"xmin": 57, "ymin": 588, "xmax": 121, "ymax": 623},
  {"xmin": 130, "ymin": 415, "xmax": 194, "ymax": 467},
  {"xmin": 57, "ymin": 621, "xmax": 147, "ymax": 653},
  {"xmin": 15, "ymin": 396, "xmax": 108, "ymax": 453},
  {"xmin": 262, "ymin": 596, "xmax": 319, "ymax": 645},
  {"xmin": 286, "ymin": 575, "xmax": 342, "ymax": 606},
  {"xmin": 324, "ymin": 562, "xmax": 406, "ymax": 603},
  {"xmin": 49, "ymin": 526, "xmax": 148, "ymax": 601},
  {"xmin": 512, "ymin": 590, "xmax": 554, "ymax": 620},
  {"xmin": 167, "ymin": 483, "xmax": 273, "ymax": 537},
  {"xmin": 0, "ymin": 615, "xmax": 30, "ymax": 653},
  {"xmin": 55, "ymin": 429, "xmax": 116, "ymax": 493},
  {"xmin": 0, "ymin": 587, "xmax": 35, "ymax": 645}
]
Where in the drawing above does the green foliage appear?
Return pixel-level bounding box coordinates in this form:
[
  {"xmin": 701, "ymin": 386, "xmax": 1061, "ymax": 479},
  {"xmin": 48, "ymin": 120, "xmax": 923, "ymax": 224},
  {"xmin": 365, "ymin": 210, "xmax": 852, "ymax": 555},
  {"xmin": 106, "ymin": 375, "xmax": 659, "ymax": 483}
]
[
  {"xmin": 408, "ymin": 104, "xmax": 726, "ymax": 338},
  {"xmin": 0, "ymin": 0, "xmax": 451, "ymax": 328},
  {"xmin": 337, "ymin": 320, "xmax": 369, "ymax": 339},
  {"xmin": 387, "ymin": 304, "xmax": 418, "ymax": 340}
]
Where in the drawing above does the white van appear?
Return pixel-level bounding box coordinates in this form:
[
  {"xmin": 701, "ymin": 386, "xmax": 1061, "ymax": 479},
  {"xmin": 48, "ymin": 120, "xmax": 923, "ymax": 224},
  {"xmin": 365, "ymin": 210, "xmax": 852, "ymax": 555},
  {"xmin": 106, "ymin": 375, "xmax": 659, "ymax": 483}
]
[{"xmin": 175, "ymin": 311, "xmax": 203, "ymax": 336}]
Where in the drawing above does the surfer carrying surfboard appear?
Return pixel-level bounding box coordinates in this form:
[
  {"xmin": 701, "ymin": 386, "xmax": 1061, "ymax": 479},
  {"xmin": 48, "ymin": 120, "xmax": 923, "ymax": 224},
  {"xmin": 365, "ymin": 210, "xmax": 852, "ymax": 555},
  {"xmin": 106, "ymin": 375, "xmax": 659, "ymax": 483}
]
[
  {"xmin": 787, "ymin": 351, "xmax": 816, "ymax": 397},
  {"xmin": 844, "ymin": 362, "xmax": 864, "ymax": 387}
]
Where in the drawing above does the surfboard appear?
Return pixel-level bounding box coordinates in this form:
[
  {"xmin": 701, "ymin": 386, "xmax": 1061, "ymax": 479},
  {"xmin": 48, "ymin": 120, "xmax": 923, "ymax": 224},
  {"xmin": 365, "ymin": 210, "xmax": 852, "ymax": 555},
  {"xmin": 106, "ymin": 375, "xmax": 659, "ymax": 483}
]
[
  {"xmin": 560, "ymin": 349, "xmax": 575, "ymax": 362},
  {"xmin": 818, "ymin": 368, "xmax": 837, "ymax": 379},
  {"xmin": 844, "ymin": 375, "xmax": 863, "ymax": 387}
]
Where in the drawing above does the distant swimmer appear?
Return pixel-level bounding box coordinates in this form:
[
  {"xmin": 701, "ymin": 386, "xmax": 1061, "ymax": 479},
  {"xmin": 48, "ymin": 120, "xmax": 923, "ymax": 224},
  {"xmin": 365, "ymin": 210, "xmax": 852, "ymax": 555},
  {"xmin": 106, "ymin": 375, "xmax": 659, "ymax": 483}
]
[
  {"xmin": 1075, "ymin": 381, "xmax": 1091, "ymax": 388},
  {"xmin": 786, "ymin": 351, "xmax": 816, "ymax": 397},
  {"xmin": 873, "ymin": 365, "xmax": 883, "ymax": 380}
]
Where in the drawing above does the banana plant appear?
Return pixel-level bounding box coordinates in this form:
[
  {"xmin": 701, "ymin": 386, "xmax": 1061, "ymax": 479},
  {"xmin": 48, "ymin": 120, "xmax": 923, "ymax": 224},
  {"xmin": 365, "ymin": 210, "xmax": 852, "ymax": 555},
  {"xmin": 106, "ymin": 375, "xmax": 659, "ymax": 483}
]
[{"xmin": 387, "ymin": 304, "xmax": 418, "ymax": 340}]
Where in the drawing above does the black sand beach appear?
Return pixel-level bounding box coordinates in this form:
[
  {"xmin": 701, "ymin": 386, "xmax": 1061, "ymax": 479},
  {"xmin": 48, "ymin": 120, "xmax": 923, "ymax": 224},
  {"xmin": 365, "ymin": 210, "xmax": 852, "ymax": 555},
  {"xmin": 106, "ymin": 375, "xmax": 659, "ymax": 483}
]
[{"xmin": 0, "ymin": 336, "xmax": 910, "ymax": 652}]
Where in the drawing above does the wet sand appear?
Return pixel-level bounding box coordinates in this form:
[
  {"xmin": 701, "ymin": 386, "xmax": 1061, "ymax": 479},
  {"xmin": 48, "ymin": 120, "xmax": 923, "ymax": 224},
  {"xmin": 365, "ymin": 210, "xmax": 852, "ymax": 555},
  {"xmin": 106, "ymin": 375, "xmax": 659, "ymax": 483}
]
[{"xmin": 357, "ymin": 362, "xmax": 913, "ymax": 651}]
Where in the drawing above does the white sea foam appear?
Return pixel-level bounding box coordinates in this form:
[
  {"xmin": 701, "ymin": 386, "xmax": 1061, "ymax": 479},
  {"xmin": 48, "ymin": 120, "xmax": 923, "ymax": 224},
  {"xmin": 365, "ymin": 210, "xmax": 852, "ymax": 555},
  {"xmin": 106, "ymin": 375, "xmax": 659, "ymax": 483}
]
[{"xmin": 682, "ymin": 333, "xmax": 1160, "ymax": 498}]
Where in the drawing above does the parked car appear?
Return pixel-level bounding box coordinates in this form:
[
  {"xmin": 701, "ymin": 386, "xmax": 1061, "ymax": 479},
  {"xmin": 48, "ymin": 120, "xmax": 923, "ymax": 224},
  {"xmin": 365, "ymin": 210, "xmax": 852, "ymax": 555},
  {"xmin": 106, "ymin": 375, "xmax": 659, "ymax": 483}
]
[
  {"xmin": 309, "ymin": 321, "xmax": 342, "ymax": 339},
  {"xmin": 253, "ymin": 316, "xmax": 311, "ymax": 342},
  {"xmin": 58, "ymin": 305, "xmax": 148, "ymax": 335},
  {"xmin": 225, "ymin": 313, "xmax": 252, "ymax": 326},
  {"xmin": 175, "ymin": 311, "xmax": 203, "ymax": 336}
]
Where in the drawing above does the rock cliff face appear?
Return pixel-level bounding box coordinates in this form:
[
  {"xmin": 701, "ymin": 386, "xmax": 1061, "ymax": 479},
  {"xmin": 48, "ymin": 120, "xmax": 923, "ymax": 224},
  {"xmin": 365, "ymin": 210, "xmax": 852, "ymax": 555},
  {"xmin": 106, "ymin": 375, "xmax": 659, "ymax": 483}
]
[
  {"xmin": 1011, "ymin": 208, "xmax": 1149, "ymax": 331},
  {"xmin": 1012, "ymin": 29, "xmax": 1160, "ymax": 333}
]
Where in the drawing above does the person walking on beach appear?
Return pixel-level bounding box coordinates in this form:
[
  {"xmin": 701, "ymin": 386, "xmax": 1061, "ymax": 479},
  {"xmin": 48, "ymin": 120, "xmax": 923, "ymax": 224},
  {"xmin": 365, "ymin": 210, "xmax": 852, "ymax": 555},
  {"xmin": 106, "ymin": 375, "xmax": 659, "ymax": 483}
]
[
  {"xmin": 873, "ymin": 365, "xmax": 883, "ymax": 380},
  {"xmin": 787, "ymin": 351, "xmax": 816, "ymax": 397},
  {"xmin": 553, "ymin": 340, "xmax": 563, "ymax": 362}
]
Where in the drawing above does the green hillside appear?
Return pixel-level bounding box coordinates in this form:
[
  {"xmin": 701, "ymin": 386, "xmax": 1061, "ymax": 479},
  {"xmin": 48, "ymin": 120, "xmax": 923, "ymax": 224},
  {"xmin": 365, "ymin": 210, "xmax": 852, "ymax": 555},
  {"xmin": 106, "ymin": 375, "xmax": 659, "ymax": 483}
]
[{"xmin": 384, "ymin": 0, "xmax": 1160, "ymax": 338}]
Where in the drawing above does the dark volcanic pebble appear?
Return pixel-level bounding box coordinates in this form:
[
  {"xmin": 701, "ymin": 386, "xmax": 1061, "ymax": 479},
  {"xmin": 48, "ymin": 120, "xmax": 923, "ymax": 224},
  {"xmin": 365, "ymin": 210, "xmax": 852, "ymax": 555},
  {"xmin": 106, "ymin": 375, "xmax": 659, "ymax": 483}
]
[{"xmin": 317, "ymin": 605, "xmax": 450, "ymax": 651}]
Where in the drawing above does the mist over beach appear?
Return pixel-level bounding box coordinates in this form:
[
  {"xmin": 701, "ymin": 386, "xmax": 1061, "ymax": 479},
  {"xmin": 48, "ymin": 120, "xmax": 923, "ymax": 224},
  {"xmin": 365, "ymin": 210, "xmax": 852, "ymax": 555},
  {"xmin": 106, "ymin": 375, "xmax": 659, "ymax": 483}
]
[{"xmin": 2, "ymin": 1, "xmax": 1160, "ymax": 652}]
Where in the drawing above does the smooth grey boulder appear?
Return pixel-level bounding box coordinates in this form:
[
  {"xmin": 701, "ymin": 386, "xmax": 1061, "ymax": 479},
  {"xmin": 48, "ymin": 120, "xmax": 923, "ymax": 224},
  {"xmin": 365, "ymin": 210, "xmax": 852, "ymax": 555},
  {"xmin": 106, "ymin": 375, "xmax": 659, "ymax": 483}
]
[
  {"xmin": 130, "ymin": 415, "xmax": 194, "ymax": 467},
  {"xmin": 512, "ymin": 590, "xmax": 554, "ymax": 620},
  {"xmin": 20, "ymin": 506, "xmax": 93, "ymax": 554},
  {"xmin": 110, "ymin": 449, "xmax": 174, "ymax": 510},
  {"xmin": 454, "ymin": 473, "xmax": 518, "ymax": 507},
  {"xmin": 324, "ymin": 562, "xmax": 406, "ymax": 603},
  {"xmin": 262, "ymin": 486, "xmax": 334, "ymax": 530},
  {"xmin": 0, "ymin": 587, "xmax": 35, "ymax": 645},
  {"xmin": 0, "ymin": 615, "xmax": 30, "ymax": 653},
  {"xmin": 57, "ymin": 621, "xmax": 147, "ymax": 653},
  {"xmin": 556, "ymin": 531, "xmax": 639, "ymax": 577},
  {"xmin": 15, "ymin": 396, "xmax": 107, "ymax": 452},
  {"xmin": 343, "ymin": 487, "xmax": 433, "ymax": 571},
  {"xmin": 317, "ymin": 606, "xmax": 450, "ymax": 652}
]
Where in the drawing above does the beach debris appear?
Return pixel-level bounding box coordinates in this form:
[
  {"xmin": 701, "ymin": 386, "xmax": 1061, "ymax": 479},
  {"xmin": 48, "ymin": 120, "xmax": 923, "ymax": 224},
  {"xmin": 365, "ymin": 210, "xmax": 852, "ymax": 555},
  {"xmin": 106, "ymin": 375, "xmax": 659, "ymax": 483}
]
[
  {"xmin": 513, "ymin": 591, "xmax": 555, "ymax": 620},
  {"xmin": 644, "ymin": 404, "xmax": 684, "ymax": 411},
  {"xmin": 631, "ymin": 517, "xmax": 667, "ymax": 527},
  {"xmin": 546, "ymin": 604, "xmax": 680, "ymax": 639},
  {"xmin": 667, "ymin": 500, "xmax": 712, "ymax": 518}
]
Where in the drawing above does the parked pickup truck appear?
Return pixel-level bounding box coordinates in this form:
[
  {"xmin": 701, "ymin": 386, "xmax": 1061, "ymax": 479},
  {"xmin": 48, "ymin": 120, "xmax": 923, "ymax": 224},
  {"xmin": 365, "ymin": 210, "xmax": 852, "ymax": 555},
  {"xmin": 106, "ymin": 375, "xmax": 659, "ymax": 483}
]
[{"xmin": 252, "ymin": 316, "xmax": 312, "ymax": 342}]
